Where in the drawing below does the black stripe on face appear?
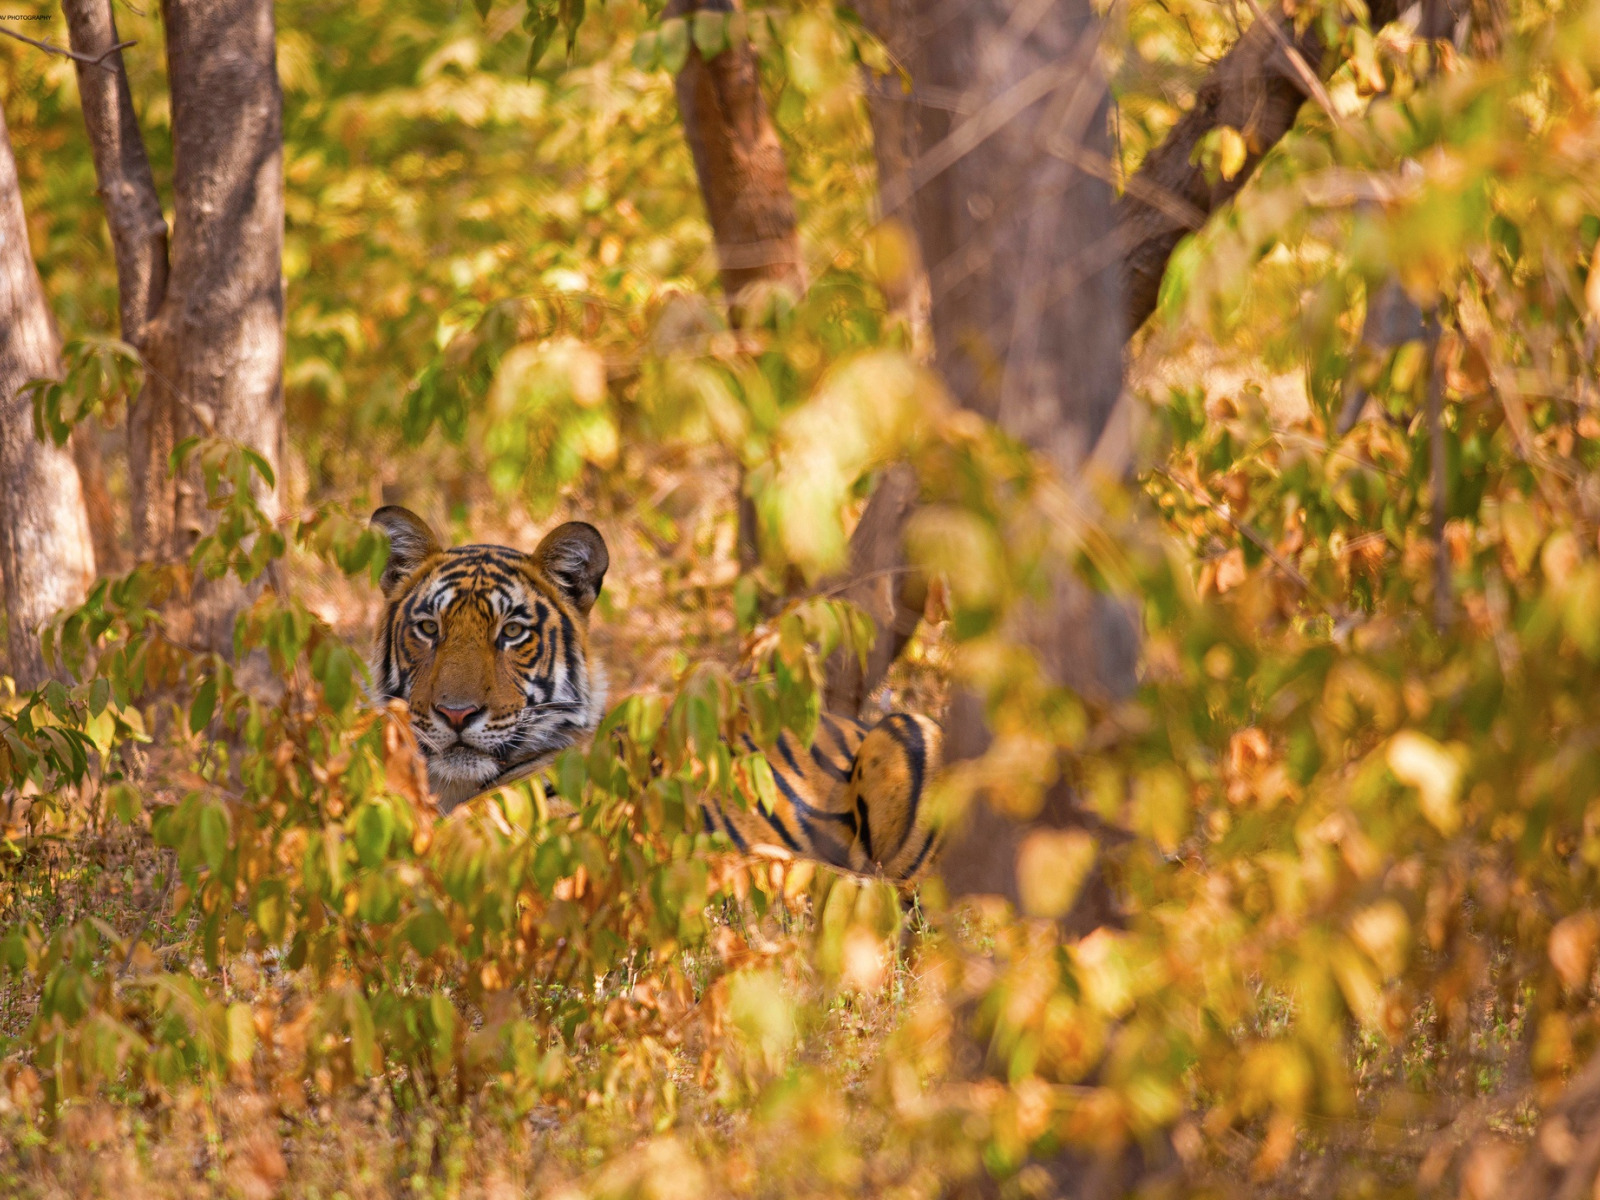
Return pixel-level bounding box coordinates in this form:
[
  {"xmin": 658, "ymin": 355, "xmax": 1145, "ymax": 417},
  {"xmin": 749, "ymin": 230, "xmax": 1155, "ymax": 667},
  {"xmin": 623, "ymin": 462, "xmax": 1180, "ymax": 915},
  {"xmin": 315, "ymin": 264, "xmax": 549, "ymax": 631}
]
[
  {"xmin": 557, "ymin": 609, "xmax": 580, "ymax": 700},
  {"xmin": 377, "ymin": 604, "xmax": 399, "ymax": 698}
]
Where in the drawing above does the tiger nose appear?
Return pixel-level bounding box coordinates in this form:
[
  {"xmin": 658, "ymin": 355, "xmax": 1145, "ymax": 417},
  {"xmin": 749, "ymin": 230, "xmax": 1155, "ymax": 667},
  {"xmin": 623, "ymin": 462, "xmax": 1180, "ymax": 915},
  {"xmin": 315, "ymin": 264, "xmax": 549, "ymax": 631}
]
[{"xmin": 434, "ymin": 703, "xmax": 483, "ymax": 730}]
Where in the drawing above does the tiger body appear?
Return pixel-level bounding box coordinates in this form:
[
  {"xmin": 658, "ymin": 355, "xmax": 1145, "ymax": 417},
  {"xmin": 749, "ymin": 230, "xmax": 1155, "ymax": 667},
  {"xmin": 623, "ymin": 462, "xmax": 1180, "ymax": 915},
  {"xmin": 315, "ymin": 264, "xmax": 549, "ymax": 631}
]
[
  {"xmin": 710, "ymin": 710, "xmax": 941, "ymax": 882},
  {"xmin": 370, "ymin": 506, "xmax": 942, "ymax": 883}
]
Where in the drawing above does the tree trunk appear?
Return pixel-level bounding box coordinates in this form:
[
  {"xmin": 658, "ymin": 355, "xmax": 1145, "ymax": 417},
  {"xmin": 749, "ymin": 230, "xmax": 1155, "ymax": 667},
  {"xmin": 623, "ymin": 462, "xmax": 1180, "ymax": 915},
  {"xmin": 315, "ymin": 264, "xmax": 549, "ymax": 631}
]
[
  {"xmin": 886, "ymin": 14, "xmax": 1163, "ymax": 1192},
  {"xmin": 838, "ymin": 0, "xmax": 1130, "ymax": 725},
  {"xmin": 133, "ymin": 0, "xmax": 285, "ymax": 651},
  {"xmin": 666, "ymin": 0, "xmax": 804, "ymax": 319},
  {"xmin": 887, "ymin": 0, "xmax": 1134, "ymax": 914},
  {"xmin": 664, "ymin": 0, "xmax": 803, "ymax": 579},
  {"xmin": 0, "ymin": 105, "xmax": 97, "ymax": 690}
]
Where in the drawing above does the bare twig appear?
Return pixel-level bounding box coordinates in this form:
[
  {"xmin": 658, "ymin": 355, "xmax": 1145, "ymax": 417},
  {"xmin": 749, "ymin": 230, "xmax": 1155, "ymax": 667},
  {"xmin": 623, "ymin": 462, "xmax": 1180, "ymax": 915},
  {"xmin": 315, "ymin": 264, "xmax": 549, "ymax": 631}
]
[
  {"xmin": 117, "ymin": 863, "xmax": 174, "ymax": 979},
  {"xmin": 1426, "ymin": 311, "xmax": 1452, "ymax": 631},
  {"xmin": 0, "ymin": 25, "xmax": 133, "ymax": 70}
]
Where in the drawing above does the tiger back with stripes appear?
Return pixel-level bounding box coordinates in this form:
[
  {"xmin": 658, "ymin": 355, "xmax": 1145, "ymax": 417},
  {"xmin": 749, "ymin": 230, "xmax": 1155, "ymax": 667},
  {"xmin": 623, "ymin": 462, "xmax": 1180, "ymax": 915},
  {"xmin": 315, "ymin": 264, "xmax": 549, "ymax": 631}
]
[{"xmin": 371, "ymin": 507, "xmax": 944, "ymax": 884}]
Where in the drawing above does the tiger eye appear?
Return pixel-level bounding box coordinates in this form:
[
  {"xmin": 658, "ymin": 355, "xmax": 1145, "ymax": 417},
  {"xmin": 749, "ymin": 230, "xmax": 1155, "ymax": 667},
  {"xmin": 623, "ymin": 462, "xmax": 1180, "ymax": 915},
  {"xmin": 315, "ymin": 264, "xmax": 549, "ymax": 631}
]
[
  {"xmin": 501, "ymin": 621, "xmax": 528, "ymax": 642},
  {"xmin": 416, "ymin": 618, "xmax": 439, "ymax": 639}
]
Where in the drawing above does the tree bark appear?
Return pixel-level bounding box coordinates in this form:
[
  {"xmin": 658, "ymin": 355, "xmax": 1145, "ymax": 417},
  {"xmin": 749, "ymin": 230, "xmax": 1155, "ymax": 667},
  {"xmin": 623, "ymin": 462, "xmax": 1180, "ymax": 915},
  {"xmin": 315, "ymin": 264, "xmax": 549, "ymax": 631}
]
[
  {"xmin": 133, "ymin": 0, "xmax": 285, "ymax": 650},
  {"xmin": 886, "ymin": 0, "xmax": 1134, "ymax": 912},
  {"xmin": 62, "ymin": 0, "xmax": 170, "ymax": 349},
  {"xmin": 666, "ymin": 0, "xmax": 804, "ymax": 320},
  {"xmin": 665, "ymin": 0, "xmax": 805, "ymax": 585},
  {"xmin": 1115, "ymin": 0, "xmax": 1402, "ymax": 336},
  {"xmin": 856, "ymin": 0, "xmax": 933, "ymax": 350},
  {"xmin": 0, "ymin": 105, "xmax": 97, "ymax": 690}
]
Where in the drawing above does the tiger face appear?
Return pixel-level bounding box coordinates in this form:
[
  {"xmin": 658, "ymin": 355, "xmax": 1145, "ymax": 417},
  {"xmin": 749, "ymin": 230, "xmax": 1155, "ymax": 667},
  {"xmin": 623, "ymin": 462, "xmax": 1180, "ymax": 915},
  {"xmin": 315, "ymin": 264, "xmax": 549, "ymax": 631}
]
[{"xmin": 370, "ymin": 506, "xmax": 610, "ymax": 812}]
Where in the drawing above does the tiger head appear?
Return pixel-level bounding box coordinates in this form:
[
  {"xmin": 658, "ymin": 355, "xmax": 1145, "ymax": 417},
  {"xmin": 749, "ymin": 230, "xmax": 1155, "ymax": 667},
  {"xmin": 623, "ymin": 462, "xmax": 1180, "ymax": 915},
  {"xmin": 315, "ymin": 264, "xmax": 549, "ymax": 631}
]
[{"xmin": 369, "ymin": 506, "xmax": 610, "ymax": 812}]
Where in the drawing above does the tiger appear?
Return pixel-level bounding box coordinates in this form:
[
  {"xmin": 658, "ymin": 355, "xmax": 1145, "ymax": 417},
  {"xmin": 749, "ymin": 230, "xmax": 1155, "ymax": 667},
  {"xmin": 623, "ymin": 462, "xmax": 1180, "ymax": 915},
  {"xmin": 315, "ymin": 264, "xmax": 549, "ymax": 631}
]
[{"xmin": 369, "ymin": 505, "xmax": 944, "ymax": 884}]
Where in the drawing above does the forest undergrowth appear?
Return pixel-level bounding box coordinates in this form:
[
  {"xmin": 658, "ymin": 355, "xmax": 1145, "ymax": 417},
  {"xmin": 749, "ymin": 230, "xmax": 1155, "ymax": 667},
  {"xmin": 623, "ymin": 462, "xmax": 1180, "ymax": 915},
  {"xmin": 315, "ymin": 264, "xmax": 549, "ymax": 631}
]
[{"xmin": 0, "ymin": 452, "xmax": 955, "ymax": 1199}]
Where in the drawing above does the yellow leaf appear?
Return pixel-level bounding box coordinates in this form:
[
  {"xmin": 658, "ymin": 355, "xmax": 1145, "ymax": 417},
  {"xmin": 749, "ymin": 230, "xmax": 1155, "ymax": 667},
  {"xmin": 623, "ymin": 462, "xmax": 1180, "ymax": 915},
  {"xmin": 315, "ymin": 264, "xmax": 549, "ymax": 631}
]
[
  {"xmin": 1498, "ymin": 495, "xmax": 1543, "ymax": 577},
  {"xmin": 1548, "ymin": 912, "xmax": 1599, "ymax": 991},
  {"xmin": 1133, "ymin": 764, "xmax": 1191, "ymax": 853},
  {"xmin": 1387, "ymin": 731, "xmax": 1463, "ymax": 835},
  {"xmin": 839, "ymin": 926, "xmax": 888, "ymax": 992},
  {"xmin": 1349, "ymin": 900, "xmax": 1410, "ymax": 979},
  {"xmin": 226, "ymin": 1002, "xmax": 257, "ymax": 1067},
  {"xmin": 1216, "ymin": 126, "xmax": 1248, "ymax": 182},
  {"xmin": 1072, "ymin": 928, "xmax": 1135, "ymax": 1018},
  {"xmin": 1016, "ymin": 828, "xmax": 1097, "ymax": 919},
  {"xmin": 1329, "ymin": 941, "xmax": 1383, "ymax": 1028}
]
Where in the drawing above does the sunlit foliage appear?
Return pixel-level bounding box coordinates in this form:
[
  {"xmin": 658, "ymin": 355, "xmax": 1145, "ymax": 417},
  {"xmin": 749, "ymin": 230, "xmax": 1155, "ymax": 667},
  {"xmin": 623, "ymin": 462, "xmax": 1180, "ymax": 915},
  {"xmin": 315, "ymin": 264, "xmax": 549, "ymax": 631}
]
[{"xmin": 7, "ymin": 0, "xmax": 1600, "ymax": 1193}]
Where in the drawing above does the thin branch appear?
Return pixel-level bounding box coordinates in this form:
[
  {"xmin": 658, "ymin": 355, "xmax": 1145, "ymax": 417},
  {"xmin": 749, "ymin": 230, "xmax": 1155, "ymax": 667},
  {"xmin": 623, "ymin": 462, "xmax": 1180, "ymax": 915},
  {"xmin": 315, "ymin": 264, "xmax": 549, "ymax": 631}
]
[
  {"xmin": 1426, "ymin": 312, "xmax": 1452, "ymax": 631},
  {"xmin": 0, "ymin": 26, "xmax": 133, "ymax": 71},
  {"xmin": 1237, "ymin": 0, "xmax": 1345, "ymax": 127},
  {"xmin": 116, "ymin": 863, "xmax": 174, "ymax": 979},
  {"xmin": 1155, "ymin": 465, "xmax": 1316, "ymax": 594}
]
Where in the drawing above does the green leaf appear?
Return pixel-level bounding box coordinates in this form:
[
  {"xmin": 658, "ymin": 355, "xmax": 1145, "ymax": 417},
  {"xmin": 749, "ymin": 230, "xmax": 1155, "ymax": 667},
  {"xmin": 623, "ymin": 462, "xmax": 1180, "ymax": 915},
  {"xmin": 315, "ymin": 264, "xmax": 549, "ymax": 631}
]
[
  {"xmin": 659, "ymin": 17, "xmax": 689, "ymax": 73},
  {"xmin": 169, "ymin": 436, "xmax": 201, "ymax": 474},
  {"xmin": 43, "ymin": 680, "xmax": 70, "ymax": 721},
  {"xmin": 109, "ymin": 783, "xmax": 141, "ymax": 825},
  {"xmin": 560, "ymin": 0, "xmax": 585, "ymax": 58},
  {"xmin": 743, "ymin": 753, "xmax": 780, "ymax": 814},
  {"xmin": 526, "ymin": 10, "xmax": 558, "ymax": 75},
  {"xmin": 692, "ymin": 10, "xmax": 727, "ymax": 58},
  {"xmin": 190, "ymin": 677, "xmax": 218, "ymax": 734},
  {"xmin": 345, "ymin": 989, "xmax": 377, "ymax": 1074},
  {"xmin": 240, "ymin": 447, "xmax": 276, "ymax": 489},
  {"xmin": 319, "ymin": 646, "xmax": 355, "ymax": 712},
  {"xmin": 630, "ymin": 30, "xmax": 660, "ymax": 70},
  {"xmin": 353, "ymin": 802, "xmax": 395, "ymax": 867},
  {"xmin": 198, "ymin": 802, "xmax": 230, "ymax": 874},
  {"xmin": 252, "ymin": 880, "xmax": 287, "ymax": 942},
  {"xmin": 403, "ymin": 908, "xmax": 452, "ymax": 956},
  {"xmin": 428, "ymin": 991, "xmax": 457, "ymax": 1074}
]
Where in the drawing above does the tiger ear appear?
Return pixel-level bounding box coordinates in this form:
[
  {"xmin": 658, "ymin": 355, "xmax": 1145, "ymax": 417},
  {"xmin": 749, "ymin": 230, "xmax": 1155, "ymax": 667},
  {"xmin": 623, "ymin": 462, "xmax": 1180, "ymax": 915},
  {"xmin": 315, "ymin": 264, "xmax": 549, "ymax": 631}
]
[
  {"xmin": 371, "ymin": 506, "xmax": 443, "ymax": 598},
  {"xmin": 533, "ymin": 521, "xmax": 609, "ymax": 617}
]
